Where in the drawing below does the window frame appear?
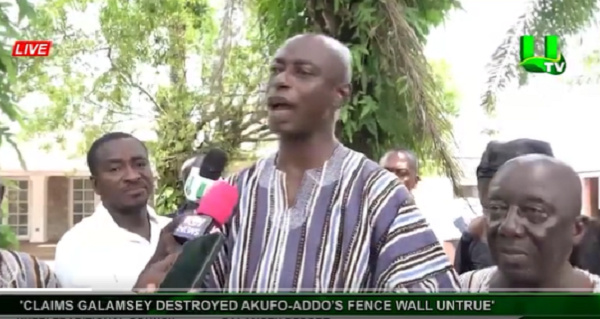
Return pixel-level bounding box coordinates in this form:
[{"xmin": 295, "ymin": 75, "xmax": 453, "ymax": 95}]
[{"xmin": 68, "ymin": 177, "xmax": 100, "ymax": 227}]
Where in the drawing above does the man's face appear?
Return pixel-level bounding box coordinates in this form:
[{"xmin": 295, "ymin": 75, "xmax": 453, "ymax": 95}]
[
  {"xmin": 92, "ymin": 138, "xmax": 154, "ymax": 212},
  {"xmin": 381, "ymin": 152, "xmax": 418, "ymax": 191},
  {"xmin": 477, "ymin": 177, "xmax": 492, "ymax": 210},
  {"xmin": 485, "ymin": 162, "xmax": 580, "ymax": 285},
  {"xmin": 266, "ymin": 36, "xmax": 342, "ymax": 136}
]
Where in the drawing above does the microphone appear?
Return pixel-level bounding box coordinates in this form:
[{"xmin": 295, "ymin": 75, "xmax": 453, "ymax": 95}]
[
  {"xmin": 173, "ymin": 180, "xmax": 238, "ymax": 243},
  {"xmin": 183, "ymin": 148, "xmax": 228, "ymax": 202},
  {"xmin": 160, "ymin": 181, "xmax": 239, "ymax": 290}
]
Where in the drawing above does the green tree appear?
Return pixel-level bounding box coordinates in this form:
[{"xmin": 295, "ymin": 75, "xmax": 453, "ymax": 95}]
[
  {"xmin": 19, "ymin": 0, "xmax": 270, "ymax": 213},
  {"xmin": 481, "ymin": 0, "xmax": 600, "ymax": 113},
  {"xmin": 252, "ymin": 0, "xmax": 463, "ymax": 185},
  {"xmin": 0, "ymin": 0, "xmax": 32, "ymax": 164},
  {"xmin": 0, "ymin": 0, "xmax": 35, "ymax": 249}
]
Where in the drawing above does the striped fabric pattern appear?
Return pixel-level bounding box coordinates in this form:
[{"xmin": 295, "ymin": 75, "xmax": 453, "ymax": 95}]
[
  {"xmin": 0, "ymin": 249, "xmax": 60, "ymax": 288},
  {"xmin": 205, "ymin": 145, "xmax": 459, "ymax": 292}
]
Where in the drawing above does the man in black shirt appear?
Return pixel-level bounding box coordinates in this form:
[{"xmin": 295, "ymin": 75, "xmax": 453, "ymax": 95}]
[{"xmin": 454, "ymin": 138, "xmax": 554, "ymax": 274}]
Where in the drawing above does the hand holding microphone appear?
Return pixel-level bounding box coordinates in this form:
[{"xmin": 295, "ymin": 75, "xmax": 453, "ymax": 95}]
[
  {"xmin": 173, "ymin": 179, "xmax": 237, "ymax": 244},
  {"xmin": 170, "ymin": 148, "xmax": 228, "ymax": 218},
  {"xmin": 135, "ymin": 180, "xmax": 239, "ymax": 292}
]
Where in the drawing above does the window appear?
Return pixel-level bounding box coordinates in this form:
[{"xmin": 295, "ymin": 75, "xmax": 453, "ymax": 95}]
[
  {"xmin": 71, "ymin": 178, "xmax": 96, "ymax": 225},
  {"xmin": 4, "ymin": 180, "xmax": 29, "ymax": 237},
  {"xmin": 456, "ymin": 185, "xmax": 479, "ymax": 198}
]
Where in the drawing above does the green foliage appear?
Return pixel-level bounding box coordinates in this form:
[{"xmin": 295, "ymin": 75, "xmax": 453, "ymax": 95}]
[
  {"xmin": 0, "ymin": 0, "xmax": 35, "ymax": 249},
  {"xmin": 252, "ymin": 0, "xmax": 462, "ymax": 184},
  {"xmin": 20, "ymin": 0, "xmax": 270, "ymax": 214},
  {"xmin": 0, "ymin": 198, "xmax": 18, "ymax": 250},
  {"xmin": 0, "ymin": 225, "xmax": 18, "ymax": 249},
  {"xmin": 568, "ymin": 49, "xmax": 600, "ymax": 85},
  {"xmin": 0, "ymin": 190, "xmax": 18, "ymax": 249},
  {"xmin": 0, "ymin": 0, "xmax": 33, "ymax": 169},
  {"xmin": 482, "ymin": 0, "xmax": 600, "ymax": 113}
]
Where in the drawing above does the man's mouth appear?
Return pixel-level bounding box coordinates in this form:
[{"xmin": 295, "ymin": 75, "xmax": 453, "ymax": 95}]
[
  {"xmin": 125, "ymin": 188, "xmax": 146, "ymax": 196},
  {"xmin": 269, "ymin": 103, "xmax": 295, "ymax": 111},
  {"xmin": 267, "ymin": 96, "xmax": 295, "ymax": 111}
]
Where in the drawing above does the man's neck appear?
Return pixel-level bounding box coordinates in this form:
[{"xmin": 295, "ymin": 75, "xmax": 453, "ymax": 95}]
[
  {"xmin": 106, "ymin": 205, "xmax": 150, "ymax": 238},
  {"xmin": 494, "ymin": 263, "xmax": 585, "ymax": 291},
  {"xmin": 277, "ymin": 131, "xmax": 338, "ymax": 172}
]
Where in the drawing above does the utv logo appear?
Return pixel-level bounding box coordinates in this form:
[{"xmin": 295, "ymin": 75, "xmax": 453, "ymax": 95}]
[{"xmin": 519, "ymin": 35, "xmax": 566, "ymax": 75}]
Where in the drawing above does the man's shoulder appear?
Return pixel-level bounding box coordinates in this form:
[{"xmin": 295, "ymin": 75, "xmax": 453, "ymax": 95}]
[
  {"xmin": 336, "ymin": 149, "xmax": 399, "ymax": 188},
  {"xmin": 459, "ymin": 266, "xmax": 496, "ymax": 290},
  {"xmin": 0, "ymin": 249, "xmax": 57, "ymax": 288},
  {"xmin": 361, "ymin": 161, "xmax": 411, "ymax": 202},
  {"xmin": 225, "ymin": 157, "xmax": 271, "ymax": 185},
  {"xmin": 0, "ymin": 249, "xmax": 38, "ymax": 264},
  {"xmin": 147, "ymin": 206, "xmax": 172, "ymax": 227},
  {"xmin": 154, "ymin": 214, "xmax": 172, "ymax": 228},
  {"xmin": 56, "ymin": 215, "xmax": 99, "ymax": 247}
]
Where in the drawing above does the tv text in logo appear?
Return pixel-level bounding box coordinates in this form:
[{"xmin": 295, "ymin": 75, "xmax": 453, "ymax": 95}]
[{"xmin": 519, "ymin": 35, "xmax": 566, "ymax": 75}]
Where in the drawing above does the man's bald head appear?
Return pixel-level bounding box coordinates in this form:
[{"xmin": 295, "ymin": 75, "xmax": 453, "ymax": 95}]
[
  {"xmin": 380, "ymin": 149, "xmax": 419, "ymax": 191},
  {"xmin": 280, "ymin": 34, "xmax": 352, "ymax": 85},
  {"xmin": 491, "ymin": 154, "xmax": 581, "ymax": 218},
  {"xmin": 380, "ymin": 149, "xmax": 418, "ymax": 171},
  {"xmin": 267, "ymin": 33, "xmax": 352, "ymax": 136},
  {"xmin": 486, "ymin": 154, "xmax": 585, "ymax": 287}
]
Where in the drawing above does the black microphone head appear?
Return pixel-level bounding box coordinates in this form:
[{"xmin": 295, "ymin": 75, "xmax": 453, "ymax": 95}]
[{"xmin": 199, "ymin": 148, "xmax": 228, "ymax": 180}]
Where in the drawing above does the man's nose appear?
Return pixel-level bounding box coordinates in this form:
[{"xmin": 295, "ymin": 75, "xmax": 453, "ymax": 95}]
[
  {"xmin": 273, "ymin": 70, "xmax": 291, "ymax": 89},
  {"xmin": 498, "ymin": 205, "xmax": 525, "ymax": 237},
  {"xmin": 123, "ymin": 166, "xmax": 142, "ymax": 181}
]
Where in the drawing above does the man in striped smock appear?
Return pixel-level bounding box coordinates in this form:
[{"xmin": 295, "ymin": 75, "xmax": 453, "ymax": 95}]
[
  {"xmin": 0, "ymin": 183, "xmax": 60, "ymax": 288},
  {"xmin": 199, "ymin": 34, "xmax": 459, "ymax": 292},
  {"xmin": 0, "ymin": 250, "xmax": 60, "ymax": 288}
]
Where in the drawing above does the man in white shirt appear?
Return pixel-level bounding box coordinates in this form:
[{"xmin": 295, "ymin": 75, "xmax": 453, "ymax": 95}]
[
  {"xmin": 54, "ymin": 132, "xmax": 170, "ymax": 290},
  {"xmin": 379, "ymin": 148, "xmax": 461, "ymax": 263}
]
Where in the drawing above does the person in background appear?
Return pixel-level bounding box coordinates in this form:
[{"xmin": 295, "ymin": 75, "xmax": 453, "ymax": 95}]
[
  {"xmin": 0, "ymin": 181, "xmax": 60, "ymax": 288},
  {"xmin": 460, "ymin": 154, "xmax": 600, "ymax": 291},
  {"xmin": 569, "ymin": 216, "xmax": 600, "ymax": 275},
  {"xmin": 54, "ymin": 132, "xmax": 170, "ymax": 290},
  {"xmin": 138, "ymin": 33, "xmax": 459, "ymax": 292},
  {"xmin": 166, "ymin": 155, "xmax": 204, "ymax": 218},
  {"xmin": 380, "ymin": 148, "xmax": 464, "ymax": 263},
  {"xmin": 455, "ymin": 138, "xmax": 554, "ymax": 274}
]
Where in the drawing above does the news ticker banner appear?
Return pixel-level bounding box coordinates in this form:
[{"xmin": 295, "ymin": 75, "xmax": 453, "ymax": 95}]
[
  {"xmin": 0, "ymin": 317, "xmax": 524, "ymax": 319},
  {"xmin": 7, "ymin": 294, "xmax": 600, "ymax": 316}
]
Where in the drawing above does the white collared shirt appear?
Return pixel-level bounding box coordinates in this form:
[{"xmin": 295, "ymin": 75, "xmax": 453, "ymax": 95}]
[{"xmin": 54, "ymin": 203, "xmax": 170, "ymax": 291}]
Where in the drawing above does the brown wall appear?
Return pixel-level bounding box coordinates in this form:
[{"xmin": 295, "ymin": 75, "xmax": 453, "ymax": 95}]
[
  {"xmin": 582, "ymin": 177, "xmax": 599, "ymax": 218},
  {"xmin": 46, "ymin": 176, "xmax": 69, "ymax": 241}
]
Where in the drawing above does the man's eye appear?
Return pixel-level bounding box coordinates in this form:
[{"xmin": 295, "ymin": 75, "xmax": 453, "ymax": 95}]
[
  {"xmin": 521, "ymin": 206, "xmax": 548, "ymax": 223},
  {"xmin": 270, "ymin": 66, "xmax": 282, "ymax": 74}
]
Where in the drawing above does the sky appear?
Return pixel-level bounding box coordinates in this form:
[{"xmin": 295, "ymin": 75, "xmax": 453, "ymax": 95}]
[
  {"xmin": 425, "ymin": 0, "xmax": 600, "ymax": 173},
  {"xmin": 3, "ymin": 0, "xmax": 600, "ymax": 174}
]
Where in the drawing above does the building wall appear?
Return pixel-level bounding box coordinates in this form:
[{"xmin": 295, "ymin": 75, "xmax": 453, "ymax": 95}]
[{"xmin": 46, "ymin": 176, "xmax": 70, "ymax": 241}]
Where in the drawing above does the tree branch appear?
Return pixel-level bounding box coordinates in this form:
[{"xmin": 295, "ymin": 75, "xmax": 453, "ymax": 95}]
[{"xmin": 106, "ymin": 47, "xmax": 163, "ymax": 112}]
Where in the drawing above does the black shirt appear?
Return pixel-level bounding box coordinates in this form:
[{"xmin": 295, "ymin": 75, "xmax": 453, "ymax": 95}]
[{"xmin": 454, "ymin": 231, "xmax": 494, "ymax": 274}]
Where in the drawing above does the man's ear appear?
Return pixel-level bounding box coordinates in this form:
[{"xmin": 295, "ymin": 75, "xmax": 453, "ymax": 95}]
[
  {"xmin": 90, "ymin": 176, "xmax": 99, "ymax": 195},
  {"xmin": 335, "ymin": 83, "xmax": 351, "ymax": 108},
  {"xmin": 573, "ymin": 215, "xmax": 588, "ymax": 246}
]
